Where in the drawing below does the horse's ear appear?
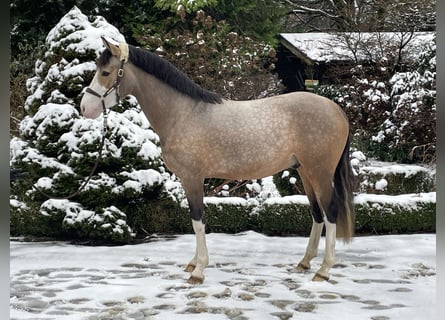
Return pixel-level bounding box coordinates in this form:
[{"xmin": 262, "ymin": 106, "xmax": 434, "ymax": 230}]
[{"xmin": 101, "ymin": 36, "xmax": 121, "ymax": 57}]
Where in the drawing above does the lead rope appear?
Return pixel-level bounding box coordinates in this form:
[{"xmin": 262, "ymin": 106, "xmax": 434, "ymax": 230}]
[
  {"xmin": 32, "ymin": 108, "xmax": 109, "ymax": 200},
  {"xmin": 32, "ymin": 43, "xmax": 128, "ymax": 200}
]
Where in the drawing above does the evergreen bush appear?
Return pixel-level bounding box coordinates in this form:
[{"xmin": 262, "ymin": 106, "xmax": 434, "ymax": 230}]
[
  {"xmin": 354, "ymin": 197, "xmax": 436, "ymax": 234},
  {"xmin": 314, "ymin": 36, "xmax": 436, "ymax": 164},
  {"xmin": 10, "ymin": 7, "xmax": 181, "ymax": 244},
  {"xmin": 272, "ymin": 168, "xmax": 305, "ymax": 197},
  {"xmin": 10, "ymin": 7, "xmax": 436, "ymax": 243}
]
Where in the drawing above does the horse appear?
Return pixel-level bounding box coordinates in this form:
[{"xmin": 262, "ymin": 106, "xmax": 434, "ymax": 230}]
[{"xmin": 80, "ymin": 36, "xmax": 355, "ymax": 284}]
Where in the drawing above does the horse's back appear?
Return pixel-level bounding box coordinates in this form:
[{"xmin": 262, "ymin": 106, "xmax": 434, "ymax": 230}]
[{"xmin": 222, "ymin": 91, "xmax": 348, "ymax": 136}]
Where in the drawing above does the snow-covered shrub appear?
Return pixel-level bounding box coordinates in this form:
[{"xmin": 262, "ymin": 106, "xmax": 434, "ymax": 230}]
[
  {"xmin": 272, "ymin": 169, "xmax": 305, "ymax": 197},
  {"xmin": 315, "ymin": 35, "xmax": 435, "ymax": 163},
  {"xmin": 354, "ymin": 196, "xmax": 435, "ymax": 234},
  {"xmin": 372, "ymin": 41, "xmax": 436, "ymax": 163},
  {"xmin": 316, "ymin": 77, "xmax": 392, "ymax": 155},
  {"xmin": 357, "ymin": 163, "xmax": 435, "ymax": 195},
  {"xmin": 155, "ymin": 0, "xmax": 218, "ymax": 14},
  {"xmin": 10, "ymin": 7, "xmax": 182, "ymax": 243}
]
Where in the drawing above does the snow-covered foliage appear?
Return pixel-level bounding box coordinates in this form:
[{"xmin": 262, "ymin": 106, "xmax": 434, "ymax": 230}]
[
  {"xmin": 10, "ymin": 7, "xmax": 435, "ymax": 242},
  {"xmin": 155, "ymin": 0, "xmax": 218, "ymax": 14},
  {"xmin": 10, "ymin": 7, "xmax": 178, "ymax": 243},
  {"xmin": 24, "ymin": 6, "xmax": 125, "ymax": 115},
  {"xmin": 280, "ymin": 32, "xmax": 435, "ymax": 64},
  {"xmin": 372, "ymin": 42, "xmax": 436, "ymax": 162},
  {"xmin": 315, "ymin": 34, "xmax": 436, "ymax": 163}
]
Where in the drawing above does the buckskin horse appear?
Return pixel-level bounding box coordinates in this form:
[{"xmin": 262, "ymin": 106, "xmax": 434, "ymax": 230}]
[{"xmin": 80, "ymin": 36, "xmax": 355, "ymax": 284}]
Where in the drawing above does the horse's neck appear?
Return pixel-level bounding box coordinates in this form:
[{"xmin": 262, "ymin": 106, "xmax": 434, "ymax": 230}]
[{"xmin": 129, "ymin": 67, "xmax": 196, "ymax": 140}]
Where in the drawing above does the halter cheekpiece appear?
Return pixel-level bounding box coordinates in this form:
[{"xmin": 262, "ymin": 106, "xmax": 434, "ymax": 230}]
[
  {"xmin": 32, "ymin": 42, "xmax": 129, "ymax": 200},
  {"xmin": 85, "ymin": 42, "xmax": 129, "ymax": 128}
]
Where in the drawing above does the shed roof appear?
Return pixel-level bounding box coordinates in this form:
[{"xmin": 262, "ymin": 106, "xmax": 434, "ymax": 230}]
[{"xmin": 279, "ymin": 32, "xmax": 435, "ymax": 65}]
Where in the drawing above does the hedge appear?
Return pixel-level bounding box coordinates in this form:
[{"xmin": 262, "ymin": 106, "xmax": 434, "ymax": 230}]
[
  {"xmin": 356, "ymin": 164, "xmax": 435, "ymax": 194},
  {"xmin": 203, "ymin": 194, "xmax": 436, "ymax": 236},
  {"xmin": 274, "ymin": 163, "xmax": 436, "ymax": 197},
  {"xmin": 11, "ymin": 192, "xmax": 435, "ymax": 243}
]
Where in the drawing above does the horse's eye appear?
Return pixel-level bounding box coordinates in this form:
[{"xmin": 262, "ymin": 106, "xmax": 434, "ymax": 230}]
[{"xmin": 101, "ymin": 71, "xmax": 111, "ymax": 77}]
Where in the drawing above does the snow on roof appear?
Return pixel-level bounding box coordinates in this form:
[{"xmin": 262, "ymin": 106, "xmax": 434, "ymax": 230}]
[{"xmin": 279, "ymin": 32, "xmax": 435, "ymax": 64}]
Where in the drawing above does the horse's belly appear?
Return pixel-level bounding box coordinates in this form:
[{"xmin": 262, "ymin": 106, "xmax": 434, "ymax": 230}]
[{"xmin": 205, "ymin": 150, "xmax": 294, "ymax": 180}]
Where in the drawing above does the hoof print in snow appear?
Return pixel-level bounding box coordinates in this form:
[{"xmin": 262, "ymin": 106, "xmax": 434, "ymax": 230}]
[
  {"xmin": 187, "ymin": 291, "xmax": 208, "ymax": 299},
  {"xmin": 213, "ymin": 288, "xmax": 232, "ymax": 299},
  {"xmin": 295, "ymin": 302, "xmax": 316, "ymax": 313},
  {"xmin": 270, "ymin": 311, "xmax": 294, "ymax": 320}
]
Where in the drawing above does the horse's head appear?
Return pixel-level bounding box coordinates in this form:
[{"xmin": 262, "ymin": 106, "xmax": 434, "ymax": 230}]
[{"xmin": 80, "ymin": 36, "xmax": 129, "ymax": 119}]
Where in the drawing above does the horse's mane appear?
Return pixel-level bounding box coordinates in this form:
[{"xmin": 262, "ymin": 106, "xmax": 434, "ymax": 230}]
[{"xmin": 98, "ymin": 46, "xmax": 223, "ymax": 104}]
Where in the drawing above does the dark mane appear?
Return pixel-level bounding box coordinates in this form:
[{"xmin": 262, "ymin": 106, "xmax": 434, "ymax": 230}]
[{"xmin": 98, "ymin": 46, "xmax": 222, "ymax": 104}]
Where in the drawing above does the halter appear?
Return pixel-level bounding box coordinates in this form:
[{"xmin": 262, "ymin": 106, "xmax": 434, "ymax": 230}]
[
  {"xmin": 84, "ymin": 43, "xmax": 129, "ymax": 128},
  {"xmin": 32, "ymin": 43, "xmax": 129, "ymax": 200}
]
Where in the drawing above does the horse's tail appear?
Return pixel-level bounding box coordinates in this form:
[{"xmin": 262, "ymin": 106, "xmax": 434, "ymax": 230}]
[{"xmin": 330, "ymin": 135, "xmax": 355, "ymax": 243}]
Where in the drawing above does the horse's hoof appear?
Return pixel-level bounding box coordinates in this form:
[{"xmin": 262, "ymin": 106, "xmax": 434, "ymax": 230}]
[
  {"xmin": 312, "ymin": 273, "xmax": 329, "ymax": 282},
  {"xmin": 185, "ymin": 264, "xmax": 196, "ymax": 272},
  {"xmin": 296, "ymin": 262, "xmax": 310, "ymax": 273},
  {"xmin": 187, "ymin": 275, "xmax": 204, "ymax": 285}
]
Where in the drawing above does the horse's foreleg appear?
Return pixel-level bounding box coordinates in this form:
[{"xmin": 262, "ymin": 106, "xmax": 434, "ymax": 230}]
[
  {"xmin": 297, "ymin": 218, "xmax": 323, "ymax": 272},
  {"xmin": 186, "ymin": 219, "xmax": 209, "ymax": 284},
  {"xmin": 313, "ymin": 219, "xmax": 336, "ymax": 281},
  {"xmin": 182, "ymin": 179, "xmax": 208, "ymax": 284}
]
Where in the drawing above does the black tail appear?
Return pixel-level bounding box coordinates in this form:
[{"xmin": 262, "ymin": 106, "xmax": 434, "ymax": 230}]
[{"xmin": 330, "ymin": 135, "xmax": 355, "ymax": 243}]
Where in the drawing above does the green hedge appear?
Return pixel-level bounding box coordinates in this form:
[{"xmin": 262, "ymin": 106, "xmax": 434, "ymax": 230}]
[
  {"xmin": 353, "ymin": 193, "xmax": 436, "ymax": 234},
  {"xmin": 273, "ymin": 164, "xmax": 435, "ymax": 197},
  {"xmin": 11, "ymin": 193, "xmax": 435, "ymax": 242},
  {"xmin": 356, "ymin": 164, "xmax": 435, "ymax": 194},
  {"xmin": 204, "ymin": 194, "xmax": 436, "ymax": 236}
]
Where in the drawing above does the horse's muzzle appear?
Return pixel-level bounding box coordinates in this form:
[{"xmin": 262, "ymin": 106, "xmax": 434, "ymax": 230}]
[{"xmin": 80, "ymin": 103, "xmax": 102, "ymax": 119}]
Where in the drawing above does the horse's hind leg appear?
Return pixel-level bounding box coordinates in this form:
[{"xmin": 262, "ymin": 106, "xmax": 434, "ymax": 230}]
[
  {"xmin": 312, "ymin": 176, "xmax": 337, "ymax": 282},
  {"xmin": 297, "ymin": 218, "xmax": 323, "ymax": 272},
  {"xmin": 181, "ymin": 178, "xmax": 209, "ymax": 284},
  {"xmin": 297, "ymin": 169, "xmax": 337, "ymax": 281},
  {"xmin": 313, "ymin": 218, "xmax": 336, "ymax": 281}
]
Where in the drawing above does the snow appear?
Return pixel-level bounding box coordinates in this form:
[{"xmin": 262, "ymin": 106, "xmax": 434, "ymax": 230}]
[
  {"xmin": 41, "ymin": 199, "xmax": 86, "ymax": 221},
  {"xmin": 359, "ymin": 161, "xmax": 433, "ymax": 178},
  {"xmin": 354, "ymin": 192, "xmax": 435, "ymax": 209},
  {"xmin": 13, "ymin": 145, "xmax": 75, "ymax": 175},
  {"xmin": 24, "ymin": 6, "xmax": 126, "ymax": 112},
  {"xmin": 264, "ymin": 195, "xmax": 309, "ymax": 206},
  {"xmin": 374, "ymin": 178, "xmax": 388, "ymax": 191},
  {"xmin": 46, "ymin": 6, "xmax": 125, "ymax": 56},
  {"xmin": 259, "ymin": 176, "xmax": 281, "ymax": 199},
  {"xmin": 36, "ymin": 177, "xmax": 53, "ymax": 189},
  {"xmin": 121, "ymin": 169, "xmax": 163, "ymax": 187},
  {"xmin": 280, "ymin": 32, "xmax": 435, "ymax": 63},
  {"xmin": 9, "ymin": 7, "xmax": 437, "ymax": 318},
  {"xmin": 289, "ymin": 177, "xmax": 297, "ymax": 185},
  {"xmin": 204, "ymin": 197, "xmax": 257, "ymax": 207},
  {"xmin": 10, "ymin": 232, "xmax": 436, "ymax": 319},
  {"xmin": 21, "ymin": 103, "xmax": 79, "ymax": 138}
]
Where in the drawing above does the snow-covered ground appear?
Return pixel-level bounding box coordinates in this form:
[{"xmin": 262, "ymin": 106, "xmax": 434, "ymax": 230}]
[{"xmin": 10, "ymin": 232, "xmax": 435, "ymax": 320}]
